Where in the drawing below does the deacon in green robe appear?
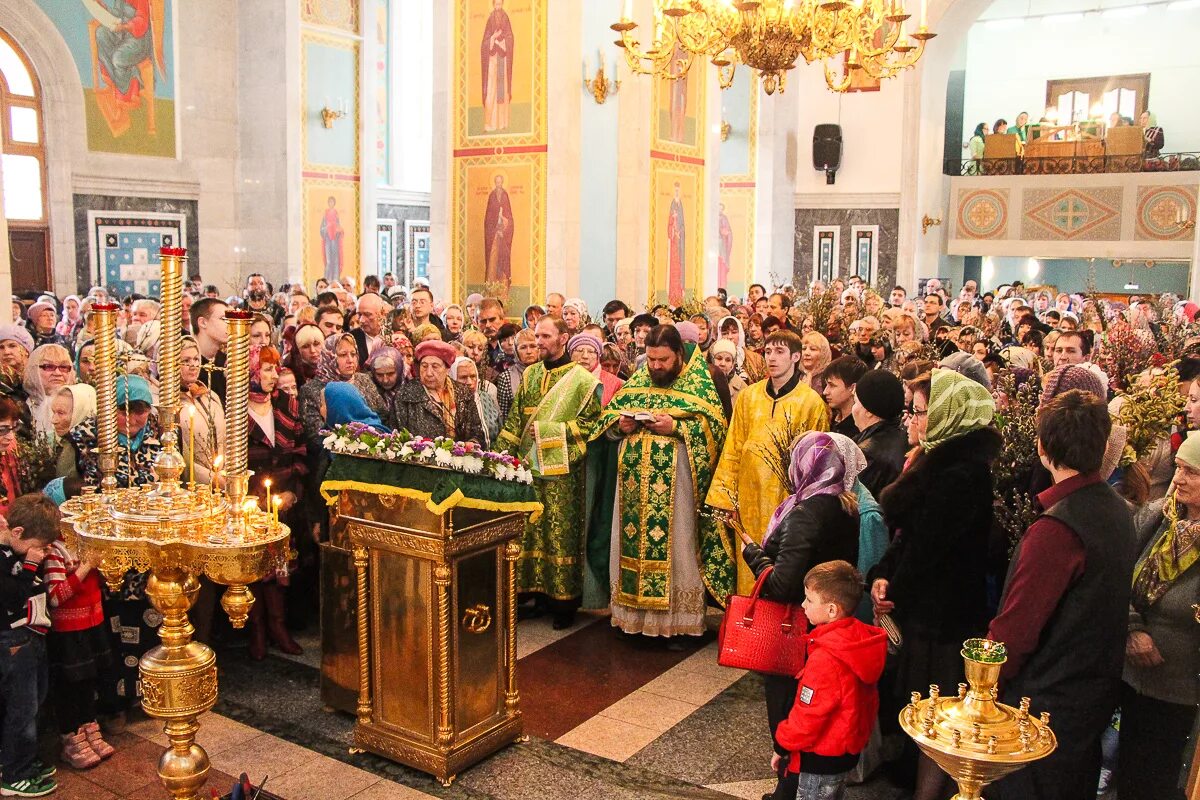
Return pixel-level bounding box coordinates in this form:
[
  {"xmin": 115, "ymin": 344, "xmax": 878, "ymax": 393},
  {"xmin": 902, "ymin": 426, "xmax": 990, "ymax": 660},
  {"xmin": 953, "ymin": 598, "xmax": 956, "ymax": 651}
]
[
  {"xmin": 593, "ymin": 325, "xmax": 732, "ymax": 638},
  {"xmin": 497, "ymin": 316, "xmax": 601, "ymax": 628}
]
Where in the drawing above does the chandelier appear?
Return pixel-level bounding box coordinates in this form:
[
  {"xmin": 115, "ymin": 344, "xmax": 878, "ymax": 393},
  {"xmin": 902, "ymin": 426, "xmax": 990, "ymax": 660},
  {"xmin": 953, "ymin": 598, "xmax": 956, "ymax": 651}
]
[{"xmin": 611, "ymin": 0, "xmax": 936, "ymax": 95}]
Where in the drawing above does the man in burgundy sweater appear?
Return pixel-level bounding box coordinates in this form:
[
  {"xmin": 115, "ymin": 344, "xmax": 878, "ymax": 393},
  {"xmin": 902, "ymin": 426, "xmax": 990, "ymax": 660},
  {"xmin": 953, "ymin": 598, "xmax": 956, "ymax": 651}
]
[{"xmin": 987, "ymin": 390, "xmax": 1135, "ymax": 800}]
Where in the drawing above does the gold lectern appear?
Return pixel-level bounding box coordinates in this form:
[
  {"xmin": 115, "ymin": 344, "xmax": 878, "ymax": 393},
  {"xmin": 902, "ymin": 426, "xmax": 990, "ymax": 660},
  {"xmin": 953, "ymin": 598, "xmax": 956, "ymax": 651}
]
[{"xmin": 325, "ymin": 489, "xmax": 524, "ymax": 786}]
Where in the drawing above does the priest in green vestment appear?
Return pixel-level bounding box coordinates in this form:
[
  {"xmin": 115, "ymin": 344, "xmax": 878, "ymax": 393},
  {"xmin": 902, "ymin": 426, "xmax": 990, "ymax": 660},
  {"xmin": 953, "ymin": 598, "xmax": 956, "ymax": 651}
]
[
  {"xmin": 497, "ymin": 316, "xmax": 602, "ymax": 629},
  {"xmin": 594, "ymin": 324, "xmax": 732, "ymax": 638}
]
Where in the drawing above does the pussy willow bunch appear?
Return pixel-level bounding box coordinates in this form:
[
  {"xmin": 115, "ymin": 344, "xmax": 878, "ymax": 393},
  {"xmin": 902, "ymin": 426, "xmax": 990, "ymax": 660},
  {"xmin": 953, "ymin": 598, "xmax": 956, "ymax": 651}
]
[
  {"xmin": 753, "ymin": 410, "xmax": 801, "ymax": 495},
  {"xmin": 794, "ymin": 288, "xmax": 840, "ymax": 339},
  {"xmin": 17, "ymin": 433, "xmax": 57, "ymax": 494},
  {"xmin": 1115, "ymin": 363, "xmax": 1185, "ymax": 467},
  {"xmin": 677, "ymin": 292, "xmax": 705, "ymax": 320},
  {"xmin": 1098, "ymin": 320, "xmax": 1160, "ymax": 392},
  {"xmin": 991, "ymin": 369, "xmax": 1042, "ymax": 551}
]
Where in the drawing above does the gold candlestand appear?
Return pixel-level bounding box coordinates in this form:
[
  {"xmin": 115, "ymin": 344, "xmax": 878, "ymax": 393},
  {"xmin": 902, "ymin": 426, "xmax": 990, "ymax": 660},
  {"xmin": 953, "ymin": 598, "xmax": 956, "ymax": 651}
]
[
  {"xmin": 900, "ymin": 638, "xmax": 1057, "ymax": 800},
  {"xmin": 59, "ymin": 250, "xmax": 289, "ymax": 800}
]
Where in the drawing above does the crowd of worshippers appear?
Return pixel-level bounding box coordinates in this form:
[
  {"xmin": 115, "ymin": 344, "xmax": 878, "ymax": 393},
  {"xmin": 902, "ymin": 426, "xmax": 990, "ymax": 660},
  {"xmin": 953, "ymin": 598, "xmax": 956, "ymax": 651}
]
[{"xmin": 1, "ymin": 272, "xmax": 1199, "ymax": 800}]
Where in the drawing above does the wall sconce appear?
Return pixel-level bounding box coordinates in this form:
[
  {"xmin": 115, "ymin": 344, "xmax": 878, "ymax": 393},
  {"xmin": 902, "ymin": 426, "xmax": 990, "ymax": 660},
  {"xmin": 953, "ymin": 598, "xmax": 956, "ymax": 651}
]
[
  {"xmin": 921, "ymin": 214, "xmax": 943, "ymax": 235},
  {"xmin": 321, "ymin": 97, "xmax": 348, "ymax": 129},
  {"xmin": 582, "ymin": 51, "xmax": 619, "ymax": 104},
  {"xmin": 1171, "ymin": 204, "xmax": 1196, "ymax": 232},
  {"xmin": 720, "ymin": 120, "xmax": 732, "ymax": 142}
]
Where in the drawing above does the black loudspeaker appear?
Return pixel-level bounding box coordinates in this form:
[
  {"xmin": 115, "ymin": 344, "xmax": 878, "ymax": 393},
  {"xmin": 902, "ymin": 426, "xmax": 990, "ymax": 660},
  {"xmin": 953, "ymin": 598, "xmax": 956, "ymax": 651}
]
[{"xmin": 813, "ymin": 124, "xmax": 843, "ymax": 185}]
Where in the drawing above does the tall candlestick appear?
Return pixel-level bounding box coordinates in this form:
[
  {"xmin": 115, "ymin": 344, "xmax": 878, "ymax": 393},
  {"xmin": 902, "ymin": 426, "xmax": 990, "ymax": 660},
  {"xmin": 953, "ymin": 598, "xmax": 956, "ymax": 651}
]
[{"xmin": 89, "ymin": 302, "xmax": 120, "ymax": 495}]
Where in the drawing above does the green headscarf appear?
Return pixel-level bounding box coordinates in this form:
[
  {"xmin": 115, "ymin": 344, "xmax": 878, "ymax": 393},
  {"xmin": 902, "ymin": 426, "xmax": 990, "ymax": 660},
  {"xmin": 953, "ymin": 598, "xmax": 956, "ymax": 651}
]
[{"xmin": 922, "ymin": 367, "xmax": 994, "ymax": 451}]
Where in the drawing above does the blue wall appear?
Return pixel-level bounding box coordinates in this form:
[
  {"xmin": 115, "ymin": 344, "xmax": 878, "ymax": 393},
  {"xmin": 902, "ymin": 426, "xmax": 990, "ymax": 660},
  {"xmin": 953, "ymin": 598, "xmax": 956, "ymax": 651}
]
[
  {"xmin": 577, "ymin": 0, "xmax": 619, "ymax": 312},
  {"xmin": 986, "ymin": 257, "xmax": 1189, "ymax": 296}
]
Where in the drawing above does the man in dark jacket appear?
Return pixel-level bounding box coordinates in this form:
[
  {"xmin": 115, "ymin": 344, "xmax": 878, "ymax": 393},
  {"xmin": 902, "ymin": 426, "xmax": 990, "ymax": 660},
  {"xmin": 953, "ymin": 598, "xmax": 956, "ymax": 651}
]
[
  {"xmin": 988, "ymin": 390, "xmax": 1135, "ymax": 800},
  {"xmin": 851, "ymin": 370, "xmax": 907, "ymax": 499}
]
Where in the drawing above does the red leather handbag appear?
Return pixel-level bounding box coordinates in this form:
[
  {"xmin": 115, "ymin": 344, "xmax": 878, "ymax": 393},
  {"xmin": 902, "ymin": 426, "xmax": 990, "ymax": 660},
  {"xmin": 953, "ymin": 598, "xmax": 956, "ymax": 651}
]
[{"xmin": 717, "ymin": 566, "xmax": 809, "ymax": 676}]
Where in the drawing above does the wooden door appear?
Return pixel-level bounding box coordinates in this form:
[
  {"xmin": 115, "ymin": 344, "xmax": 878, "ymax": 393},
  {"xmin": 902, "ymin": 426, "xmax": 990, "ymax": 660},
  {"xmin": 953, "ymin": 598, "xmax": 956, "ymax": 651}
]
[{"xmin": 7, "ymin": 226, "xmax": 49, "ymax": 293}]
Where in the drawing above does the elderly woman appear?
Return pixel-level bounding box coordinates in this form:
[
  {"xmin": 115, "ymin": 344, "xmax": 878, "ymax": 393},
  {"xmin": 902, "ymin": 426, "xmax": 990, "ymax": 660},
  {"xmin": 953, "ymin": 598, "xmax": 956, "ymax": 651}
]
[
  {"xmin": 569, "ymin": 333, "xmax": 623, "ymax": 407},
  {"xmin": 395, "ymin": 340, "xmax": 485, "ymax": 443},
  {"xmin": 1118, "ymin": 432, "xmax": 1200, "ymax": 799},
  {"xmin": 244, "ymin": 345, "xmax": 307, "ymax": 660},
  {"xmin": 450, "ymin": 357, "xmax": 500, "ymax": 447},
  {"xmin": 351, "ymin": 346, "xmax": 405, "ymax": 430},
  {"xmin": 461, "ymin": 329, "xmax": 500, "ymax": 397},
  {"xmin": 44, "ymin": 384, "xmax": 97, "ymax": 481},
  {"xmin": 562, "ymin": 298, "xmax": 588, "ymax": 336},
  {"xmin": 496, "ymin": 329, "xmax": 538, "ymax": 422},
  {"xmin": 870, "ymin": 369, "xmax": 999, "ymax": 800},
  {"xmin": 299, "ymin": 331, "xmax": 360, "ymax": 443},
  {"xmin": 738, "ymin": 432, "xmax": 866, "ymax": 800},
  {"xmin": 24, "ymin": 343, "xmax": 76, "ymax": 425}
]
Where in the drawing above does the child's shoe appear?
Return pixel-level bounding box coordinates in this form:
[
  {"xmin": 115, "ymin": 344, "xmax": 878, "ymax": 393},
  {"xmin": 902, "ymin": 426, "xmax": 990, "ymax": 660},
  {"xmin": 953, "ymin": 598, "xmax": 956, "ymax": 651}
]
[
  {"xmin": 1, "ymin": 774, "xmax": 57, "ymax": 797},
  {"xmin": 60, "ymin": 728, "xmax": 101, "ymax": 770},
  {"xmin": 81, "ymin": 722, "xmax": 115, "ymax": 759},
  {"xmin": 27, "ymin": 762, "xmax": 53, "ymax": 781}
]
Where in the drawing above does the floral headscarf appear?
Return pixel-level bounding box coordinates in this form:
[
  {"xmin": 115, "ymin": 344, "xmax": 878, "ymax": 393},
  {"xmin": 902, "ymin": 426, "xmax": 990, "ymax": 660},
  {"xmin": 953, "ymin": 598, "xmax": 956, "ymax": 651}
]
[
  {"xmin": 316, "ymin": 332, "xmax": 357, "ymax": 383},
  {"xmin": 763, "ymin": 431, "xmax": 867, "ymax": 545}
]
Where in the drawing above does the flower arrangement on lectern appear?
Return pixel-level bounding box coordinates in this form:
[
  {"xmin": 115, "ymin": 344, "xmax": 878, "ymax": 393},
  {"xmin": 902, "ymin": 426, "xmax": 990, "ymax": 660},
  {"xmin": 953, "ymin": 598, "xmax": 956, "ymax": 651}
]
[{"xmin": 322, "ymin": 423, "xmax": 534, "ymax": 484}]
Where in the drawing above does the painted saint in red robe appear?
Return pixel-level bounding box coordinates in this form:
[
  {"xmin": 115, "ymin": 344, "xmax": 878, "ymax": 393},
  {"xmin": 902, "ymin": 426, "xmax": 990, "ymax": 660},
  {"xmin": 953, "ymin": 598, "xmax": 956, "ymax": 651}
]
[
  {"xmin": 484, "ymin": 175, "xmax": 514, "ymax": 288},
  {"xmin": 481, "ymin": 0, "xmax": 515, "ymax": 133},
  {"xmin": 321, "ymin": 196, "xmax": 345, "ymax": 283}
]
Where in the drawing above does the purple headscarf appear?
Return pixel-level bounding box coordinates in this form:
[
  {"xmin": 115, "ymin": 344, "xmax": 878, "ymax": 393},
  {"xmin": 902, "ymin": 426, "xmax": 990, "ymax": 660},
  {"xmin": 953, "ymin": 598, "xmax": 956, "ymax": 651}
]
[{"xmin": 763, "ymin": 432, "xmax": 867, "ymax": 545}]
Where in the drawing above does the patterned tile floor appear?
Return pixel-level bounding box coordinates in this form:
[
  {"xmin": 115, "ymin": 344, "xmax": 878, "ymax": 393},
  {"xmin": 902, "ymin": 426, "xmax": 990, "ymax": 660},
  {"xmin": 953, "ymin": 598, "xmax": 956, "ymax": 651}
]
[{"xmin": 53, "ymin": 612, "xmax": 911, "ymax": 800}]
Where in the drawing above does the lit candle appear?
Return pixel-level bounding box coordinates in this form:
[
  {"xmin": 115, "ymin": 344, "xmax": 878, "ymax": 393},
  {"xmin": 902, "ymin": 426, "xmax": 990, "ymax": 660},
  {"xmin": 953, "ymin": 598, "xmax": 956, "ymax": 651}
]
[
  {"xmin": 264, "ymin": 478, "xmax": 272, "ymax": 518},
  {"xmin": 211, "ymin": 454, "xmax": 222, "ymax": 495},
  {"xmin": 272, "ymin": 495, "xmax": 282, "ymax": 525}
]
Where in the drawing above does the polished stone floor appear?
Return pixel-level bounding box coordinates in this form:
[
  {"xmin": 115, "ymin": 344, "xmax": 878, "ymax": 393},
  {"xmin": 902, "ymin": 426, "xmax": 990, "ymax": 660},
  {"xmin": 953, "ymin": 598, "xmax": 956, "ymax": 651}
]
[{"xmin": 57, "ymin": 611, "xmax": 913, "ymax": 800}]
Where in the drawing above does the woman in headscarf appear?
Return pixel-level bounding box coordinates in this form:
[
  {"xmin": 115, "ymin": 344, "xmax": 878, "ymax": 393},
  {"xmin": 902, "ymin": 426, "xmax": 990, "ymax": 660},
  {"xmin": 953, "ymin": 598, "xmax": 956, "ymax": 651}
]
[
  {"xmin": 244, "ymin": 344, "xmax": 308, "ymax": 660},
  {"xmin": 395, "ymin": 340, "xmax": 485, "ymax": 443},
  {"xmin": 566, "ymin": 333, "xmax": 620, "ymax": 408},
  {"xmin": 44, "ymin": 384, "xmax": 97, "ymax": 480},
  {"xmin": 562, "ymin": 298, "xmax": 588, "ymax": 336},
  {"xmin": 523, "ymin": 305, "xmax": 545, "ymax": 329},
  {"xmin": 350, "ymin": 346, "xmax": 405, "ymax": 430},
  {"xmin": 717, "ymin": 316, "xmax": 766, "ymax": 383},
  {"xmin": 283, "ymin": 322, "xmax": 323, "ymax": 391},
  {"xmin": 176, "ymin": 336, "xmax": 226, "ymax": 489},
  {"xmin": 1118, "ymin": 431, "xmax": 1200, "ymax": 800},
  {"xmin": 711, "ymin": 338, "xmax": 749, "ymax": 400},
  {"xmin": 441, "ymin": 304, "xmax": 466, "ymax": 342},
  {"xmin": 496, "ymin": 328, "xmax": 538, "ymax": 422},
  {"xmin": 449, "ymin": 357, "xmax": 500, "ymax": 447},
  {"xmin": 689, "ymin": 313, "xmax": 714, "ymax": 353},
  {"xmin": 325, "ymin": 381, "xmax": 391, "ymax": 433},
  {"xmin": 299, "ymin": 331, "xmax": 359, "ymax": 444},
  {"xmin": 389, "ymin": 330, "xmax": 415, "ymax": 376},
  {"xmin": 868, "ymin": 369, "xmax": 1000, "ymax": 800},
  {"xmin": 57, "ymin": 295, "xmax": 83, "ymax": 341},
  {"xmin": 738, "ymin": 431, "xmax": 866, "ymax": 800},
  {"xmin": 24, "ymin": 343, "xmax": 76, "ymax": 427}
]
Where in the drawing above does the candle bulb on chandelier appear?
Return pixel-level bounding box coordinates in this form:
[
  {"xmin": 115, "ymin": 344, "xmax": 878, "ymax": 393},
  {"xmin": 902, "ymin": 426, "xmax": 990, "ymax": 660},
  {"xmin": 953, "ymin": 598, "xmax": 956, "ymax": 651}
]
[
  {"xmin": 920, "ymin": 0, "xmax": 928, "ymax": 27},
  {"xmin": 623, "ymin": 0, "xmax": 632, "ymax": 21}
]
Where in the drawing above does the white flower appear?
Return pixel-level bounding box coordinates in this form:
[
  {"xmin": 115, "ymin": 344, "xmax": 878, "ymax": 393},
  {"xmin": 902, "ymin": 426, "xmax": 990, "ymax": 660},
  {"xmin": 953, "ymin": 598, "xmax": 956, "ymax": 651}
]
[
  {"xmin": 323, "ymin": 433, "xmax": 338, "ymax": 450},
  {"xmin": 399, "ymin": 444, "xmax": 413, "ymax": 458},
  {"xmin": 451, "ymin": 455, "xmax": 465, "ymax": 469},
  {"xmin": 463, "ymin": 456, "xmax": 484, "ymax": 474},
  {"xmin": 434, "ymin": 449, "xmax": 452, "ymax": 465}
]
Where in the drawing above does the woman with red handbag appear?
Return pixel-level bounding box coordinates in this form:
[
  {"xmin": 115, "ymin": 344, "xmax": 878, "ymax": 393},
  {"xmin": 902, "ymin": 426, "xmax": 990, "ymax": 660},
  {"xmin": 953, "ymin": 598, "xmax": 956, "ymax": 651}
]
[{"xmin": 737, "ymin": 431, "xmax": 867, "ymax": 800}]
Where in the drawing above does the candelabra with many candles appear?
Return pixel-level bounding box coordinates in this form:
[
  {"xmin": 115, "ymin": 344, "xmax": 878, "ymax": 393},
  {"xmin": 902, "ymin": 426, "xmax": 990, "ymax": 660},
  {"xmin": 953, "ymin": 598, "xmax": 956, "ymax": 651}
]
[{"xmin": 58, "ymin": 249, "xmax": 290, "ymax": 800}]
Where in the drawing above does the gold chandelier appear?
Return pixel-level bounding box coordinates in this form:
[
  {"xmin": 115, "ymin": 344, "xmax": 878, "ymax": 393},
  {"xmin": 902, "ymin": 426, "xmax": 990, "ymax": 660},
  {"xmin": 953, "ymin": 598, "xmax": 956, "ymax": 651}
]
[{"xmin": 611, "ymin": 0, "xmax": 936, "ymax": 95}]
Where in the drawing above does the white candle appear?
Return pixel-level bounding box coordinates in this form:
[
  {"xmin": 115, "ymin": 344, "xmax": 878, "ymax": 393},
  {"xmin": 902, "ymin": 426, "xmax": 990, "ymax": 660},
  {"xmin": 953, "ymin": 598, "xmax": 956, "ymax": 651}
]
[
  {"xmin": 623, "ymin": 0, "xmax": 633, "ymax": 21},
  {"xmin": 920, "ymin": 0, "xmax": 928, "ymax": 27}
]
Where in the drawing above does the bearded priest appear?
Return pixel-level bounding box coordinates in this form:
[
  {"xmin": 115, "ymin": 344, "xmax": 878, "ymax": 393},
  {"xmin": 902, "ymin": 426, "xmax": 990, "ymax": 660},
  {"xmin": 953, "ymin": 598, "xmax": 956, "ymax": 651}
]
[{"xmin": 595, "ymin": 324, "xmax": 732, "ymax": 641}]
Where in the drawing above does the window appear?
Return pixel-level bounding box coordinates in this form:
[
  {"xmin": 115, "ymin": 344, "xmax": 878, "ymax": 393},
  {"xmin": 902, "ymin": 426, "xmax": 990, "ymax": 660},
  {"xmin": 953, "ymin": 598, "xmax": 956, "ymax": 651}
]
[
  {"xmin": 0, "ymin": 29, "xmax": 47, "ymax": 223},
  {"xmin": 1045, "ymin": 74, "xmax": 1149, "ymax": 127}
]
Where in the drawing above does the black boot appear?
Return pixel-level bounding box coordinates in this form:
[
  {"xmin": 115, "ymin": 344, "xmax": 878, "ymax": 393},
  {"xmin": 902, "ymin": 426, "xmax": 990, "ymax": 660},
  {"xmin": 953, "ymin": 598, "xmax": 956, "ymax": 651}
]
[{"xmin": 264, "ymin": 583, "xmax": 303, "ymax": 655}]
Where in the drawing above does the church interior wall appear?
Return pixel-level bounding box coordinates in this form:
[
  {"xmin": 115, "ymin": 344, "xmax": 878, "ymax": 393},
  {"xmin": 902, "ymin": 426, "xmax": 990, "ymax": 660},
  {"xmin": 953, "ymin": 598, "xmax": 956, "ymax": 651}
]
[
  {"xmin": 792, "ymin": 207, "xmax": 900, "ymax": 291},
  {"xmin": 983, "ymin": 255, "xmax": 1189, "ymax": 296},
  {"xmin": 961, "ymin": 4, "xmax": 1200, "ymax": 152}
]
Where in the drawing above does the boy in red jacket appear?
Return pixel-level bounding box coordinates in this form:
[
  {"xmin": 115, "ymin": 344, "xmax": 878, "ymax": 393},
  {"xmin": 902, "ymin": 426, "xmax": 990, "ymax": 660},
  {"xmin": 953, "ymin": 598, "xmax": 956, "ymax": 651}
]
[{"xmin": 773, "ymin": 560, "xmax": 887, "ymax": 799}]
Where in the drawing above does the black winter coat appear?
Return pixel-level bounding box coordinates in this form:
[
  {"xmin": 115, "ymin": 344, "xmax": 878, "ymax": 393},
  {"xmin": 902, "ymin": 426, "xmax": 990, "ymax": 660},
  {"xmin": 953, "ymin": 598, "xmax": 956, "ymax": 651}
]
[
  {"xmin": 394, "ymin": 380, "xmax": 486, "ymax": 444},
  {"xmin": 741, "ymin": 494, "xmax": 859, "ymax": 605},
  {"xmin": 870, "ymin": 426, "xmax": 1001, "ymax": 642},
  {"xmin": 856, "ymin": 419, "xmax": 908, "ymax": 500}
]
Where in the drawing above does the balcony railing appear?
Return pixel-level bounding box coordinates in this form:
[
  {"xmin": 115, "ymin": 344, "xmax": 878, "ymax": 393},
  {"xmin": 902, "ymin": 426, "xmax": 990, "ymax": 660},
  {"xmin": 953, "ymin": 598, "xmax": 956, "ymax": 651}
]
[{"xmin": 943, "ymin": 151, "xmax": 1200, "ymax": 177}]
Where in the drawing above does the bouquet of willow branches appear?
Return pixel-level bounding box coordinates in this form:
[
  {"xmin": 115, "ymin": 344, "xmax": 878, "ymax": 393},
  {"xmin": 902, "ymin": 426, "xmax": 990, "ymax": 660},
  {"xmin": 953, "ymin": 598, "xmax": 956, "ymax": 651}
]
[
  {"xmin": 16, "ymin": 433, "xmax": 57, "ymax": 494},
  {"xmin": 793, "ymin": 288, "xmax": 840, "ymax": 338},
  {"xmin": 1115, "ymin": 363, "xmax": 1186, "ymax": 468},
  {"xmin": 1097, "ymin": 320, "xmax": 1160, "ymax": 392},
  {"xmin": 754, "ymin": 410, "xmax": 801, "ymax": 495},
  {"xmin": 991, "ymin": 369, "xmax": 1042, "ymax": 552}
]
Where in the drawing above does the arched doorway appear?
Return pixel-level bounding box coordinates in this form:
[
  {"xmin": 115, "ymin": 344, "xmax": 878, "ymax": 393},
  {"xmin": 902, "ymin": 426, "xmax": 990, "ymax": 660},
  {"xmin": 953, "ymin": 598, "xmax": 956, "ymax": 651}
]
[{"xmin": 0, "ymin": 28, "xmax": 50, "ymax": 293}]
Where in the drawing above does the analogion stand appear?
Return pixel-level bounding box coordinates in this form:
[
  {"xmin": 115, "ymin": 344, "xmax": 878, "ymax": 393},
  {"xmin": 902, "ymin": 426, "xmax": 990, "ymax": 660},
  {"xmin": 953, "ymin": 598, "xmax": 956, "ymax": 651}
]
[{"xmin": 320, "ymin": 459, "xmax": 539, "ymax": 786}]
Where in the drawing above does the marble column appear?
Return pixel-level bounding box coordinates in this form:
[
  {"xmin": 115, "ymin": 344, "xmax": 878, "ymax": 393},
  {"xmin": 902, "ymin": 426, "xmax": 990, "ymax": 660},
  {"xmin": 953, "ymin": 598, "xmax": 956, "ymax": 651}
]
[{"xmin": 756, "ymin": 82, "xmax": 800, "ymax": 291}]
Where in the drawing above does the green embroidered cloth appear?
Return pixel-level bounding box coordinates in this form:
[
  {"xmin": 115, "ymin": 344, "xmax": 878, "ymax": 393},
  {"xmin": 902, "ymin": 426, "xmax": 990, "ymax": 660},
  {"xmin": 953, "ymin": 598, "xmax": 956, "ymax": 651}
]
[
  {"xmin": 593, "ymin": 348, "xmax": 732, "ymax": 610},
  {"xmin": 320, "ymin": 454, "xmax": 542, "ymax": 520}
]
